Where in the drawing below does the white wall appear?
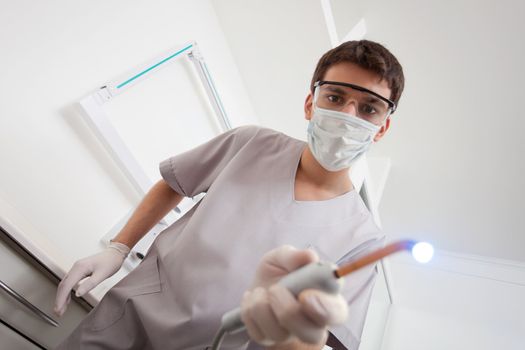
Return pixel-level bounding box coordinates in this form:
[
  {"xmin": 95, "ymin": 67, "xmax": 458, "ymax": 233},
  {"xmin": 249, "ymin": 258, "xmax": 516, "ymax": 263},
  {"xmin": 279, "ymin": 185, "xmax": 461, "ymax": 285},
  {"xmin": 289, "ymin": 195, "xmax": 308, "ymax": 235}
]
[
  {"xmin": 361, "ymin": 0, "xmax": 525, "ymax": 261},
  {"xmin": 212, "ymin": 0, "xmax": 333, "ymax": 140},
  {"xmin": 376, "ymin": 252, "xmax": 525, "ymax": 350},
  {"xmin": 0, "ymin": 0, "xmax": 257, "ymax": 266},
  {"xmin": 381, "ymin": 305, "xmax": 523, "ymax": 350}
]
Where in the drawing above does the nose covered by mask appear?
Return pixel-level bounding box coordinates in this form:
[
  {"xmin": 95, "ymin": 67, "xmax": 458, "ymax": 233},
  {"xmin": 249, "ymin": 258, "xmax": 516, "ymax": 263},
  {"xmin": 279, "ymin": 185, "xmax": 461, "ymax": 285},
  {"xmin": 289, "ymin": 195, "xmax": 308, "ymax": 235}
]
[{"xmin": 307, "ymin": 106, "xmax": 381, "ymax": 172}]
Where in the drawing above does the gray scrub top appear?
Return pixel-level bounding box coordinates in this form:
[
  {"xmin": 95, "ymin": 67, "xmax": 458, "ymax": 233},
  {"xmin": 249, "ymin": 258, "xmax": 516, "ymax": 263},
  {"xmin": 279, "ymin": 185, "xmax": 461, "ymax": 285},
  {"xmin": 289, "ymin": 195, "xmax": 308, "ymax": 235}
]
[{"xmin": 152, "ymin": 125, "xmax": 383, "ymax": 349}]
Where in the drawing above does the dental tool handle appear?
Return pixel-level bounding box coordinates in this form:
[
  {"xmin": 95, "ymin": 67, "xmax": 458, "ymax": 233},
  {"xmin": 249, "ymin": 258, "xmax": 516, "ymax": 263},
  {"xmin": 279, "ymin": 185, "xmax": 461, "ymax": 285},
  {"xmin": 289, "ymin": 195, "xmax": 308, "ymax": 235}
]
[{"xmin": 221, "ymin": 261, "xmax": 340, "ymax": 334}]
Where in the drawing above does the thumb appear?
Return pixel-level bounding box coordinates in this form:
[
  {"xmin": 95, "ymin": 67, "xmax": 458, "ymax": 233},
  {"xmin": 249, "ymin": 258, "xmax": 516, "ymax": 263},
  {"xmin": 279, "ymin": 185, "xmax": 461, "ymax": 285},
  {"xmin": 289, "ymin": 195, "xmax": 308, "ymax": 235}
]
[
  {"xmin": 263, "ymin": 245, "xmax": 319, "ymax": 273},
  {"xmin": 75, "ymin": 272, "xmax": 104, "ymax": 297},
  {"xmin": 254, "ymin": 246, "xmax": 319, "ymax": 287}
]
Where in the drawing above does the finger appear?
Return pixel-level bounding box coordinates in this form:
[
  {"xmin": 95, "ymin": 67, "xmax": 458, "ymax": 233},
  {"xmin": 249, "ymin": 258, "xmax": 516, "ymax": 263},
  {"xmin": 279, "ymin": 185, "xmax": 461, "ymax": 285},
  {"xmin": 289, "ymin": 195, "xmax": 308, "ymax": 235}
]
[
  {"xmin": 299, "ymin": 289, "xmax": 349, "ymax": 326},
  {"xmin": 55, "ymin": 292, "xmax": 72, "ymax": 317},
  {"xmin": 249, "ymin": 287, "xmax": 289, "ymax": 343},
  {"xmin": 54, "ymin": 263, "xmax": 92, "ymax": 315},
  {"xmin": 263, "ymin": 246, "xmax": 319, "ymax": 274},
  {"xmin": 268, "ymin": 284, "xmax": 326, "ymax": 345},
  {"xmin": 240, "ymin": 289, "xmax": 266, "ymax": 343},
  {"xmin": 75, "ymin": 269, "xmax": 106, "ymax": 297}
]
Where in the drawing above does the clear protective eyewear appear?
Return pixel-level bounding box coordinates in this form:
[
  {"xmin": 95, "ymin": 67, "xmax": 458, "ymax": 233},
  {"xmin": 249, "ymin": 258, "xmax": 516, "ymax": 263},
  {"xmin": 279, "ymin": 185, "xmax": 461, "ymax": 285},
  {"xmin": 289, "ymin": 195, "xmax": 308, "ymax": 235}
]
[{"xmin": 314, "ymin": 80, "xmax": 396, "ymax": 125}]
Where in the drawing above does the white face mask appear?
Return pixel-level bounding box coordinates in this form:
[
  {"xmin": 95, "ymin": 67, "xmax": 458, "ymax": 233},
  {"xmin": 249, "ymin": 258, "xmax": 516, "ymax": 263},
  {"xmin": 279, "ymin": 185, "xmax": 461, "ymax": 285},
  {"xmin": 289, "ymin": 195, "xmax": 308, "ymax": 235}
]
[{"xmin": 307, "ymin": 106, "xmax": 381, "ymax": 172}]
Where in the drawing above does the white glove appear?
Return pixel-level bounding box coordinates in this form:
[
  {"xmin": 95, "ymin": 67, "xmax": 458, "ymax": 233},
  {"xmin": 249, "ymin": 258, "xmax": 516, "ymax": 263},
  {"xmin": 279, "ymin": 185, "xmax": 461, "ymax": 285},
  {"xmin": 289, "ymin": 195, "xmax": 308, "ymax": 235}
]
[
  {"xmin": 240, "ymin": 245, "xmax": 348, "ymax": 346},
  {"xmin": 54, "ymin": 241, "xmax": 130, "ymax": 317}
]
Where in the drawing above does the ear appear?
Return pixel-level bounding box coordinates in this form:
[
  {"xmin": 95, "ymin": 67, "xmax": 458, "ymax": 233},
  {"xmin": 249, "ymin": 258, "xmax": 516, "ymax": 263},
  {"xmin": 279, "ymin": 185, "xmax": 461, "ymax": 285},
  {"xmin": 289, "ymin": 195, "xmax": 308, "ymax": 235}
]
[
  {"xmin": 373, "ymin": 116, "xmax": 391, "ymax": 142},
  {"xmin": 304, "ymin": 93, "xmax": 313, "ymax": 121}
]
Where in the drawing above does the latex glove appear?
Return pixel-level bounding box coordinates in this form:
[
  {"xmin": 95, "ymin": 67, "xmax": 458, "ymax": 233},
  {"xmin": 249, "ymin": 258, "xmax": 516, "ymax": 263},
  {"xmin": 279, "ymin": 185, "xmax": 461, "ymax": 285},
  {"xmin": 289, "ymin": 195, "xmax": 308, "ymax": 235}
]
[
  {"xmin": 240, "ymin": 245, "xmax": 348, "ymax": 346},
  {"xmin": 54, "ymin": 241, "xmax": 130, "ymax": 317}
]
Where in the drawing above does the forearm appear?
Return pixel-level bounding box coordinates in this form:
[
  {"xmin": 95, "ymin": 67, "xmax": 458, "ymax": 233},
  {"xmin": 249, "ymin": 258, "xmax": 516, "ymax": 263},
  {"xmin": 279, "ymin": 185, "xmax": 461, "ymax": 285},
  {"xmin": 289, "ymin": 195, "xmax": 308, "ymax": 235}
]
[{"xmin": 112, "ymin": 179, "xmax": 184, "ymax": 248}]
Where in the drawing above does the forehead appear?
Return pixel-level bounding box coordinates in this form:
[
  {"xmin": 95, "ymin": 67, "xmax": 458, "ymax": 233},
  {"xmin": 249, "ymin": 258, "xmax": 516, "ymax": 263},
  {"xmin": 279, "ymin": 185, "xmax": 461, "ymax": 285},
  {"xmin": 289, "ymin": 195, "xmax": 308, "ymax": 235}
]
[{"xmin": 323, "ymin": 62, "xmax": 391, "ymax": 100}]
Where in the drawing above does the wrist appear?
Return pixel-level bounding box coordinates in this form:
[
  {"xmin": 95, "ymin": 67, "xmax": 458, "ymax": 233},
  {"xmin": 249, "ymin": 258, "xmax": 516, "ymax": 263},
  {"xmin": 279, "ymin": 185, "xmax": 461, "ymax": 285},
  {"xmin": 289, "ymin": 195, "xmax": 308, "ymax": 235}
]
[{"xmin": 108, "ymin": 240, "xmax": 131, "ymax": 258}]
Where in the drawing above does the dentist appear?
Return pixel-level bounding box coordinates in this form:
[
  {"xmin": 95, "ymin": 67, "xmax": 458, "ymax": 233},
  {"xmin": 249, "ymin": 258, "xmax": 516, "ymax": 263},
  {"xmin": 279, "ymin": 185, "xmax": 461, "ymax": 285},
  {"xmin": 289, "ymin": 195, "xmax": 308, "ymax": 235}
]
[{"xmin": 55, "ymin": 39, "xmax": 404, "ymax": 350}]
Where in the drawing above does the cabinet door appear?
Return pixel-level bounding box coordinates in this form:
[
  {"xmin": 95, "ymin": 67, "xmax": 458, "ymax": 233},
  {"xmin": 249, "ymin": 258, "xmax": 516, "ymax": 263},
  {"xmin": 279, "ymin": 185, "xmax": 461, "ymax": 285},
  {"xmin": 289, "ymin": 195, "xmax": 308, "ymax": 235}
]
[
  {"xmin": 0, "ymin": 322, "xmax": 42, "ymax": 350},
  {"xmin": 0, "ymin": 234, "xmax": 89, "ymax": 349}
]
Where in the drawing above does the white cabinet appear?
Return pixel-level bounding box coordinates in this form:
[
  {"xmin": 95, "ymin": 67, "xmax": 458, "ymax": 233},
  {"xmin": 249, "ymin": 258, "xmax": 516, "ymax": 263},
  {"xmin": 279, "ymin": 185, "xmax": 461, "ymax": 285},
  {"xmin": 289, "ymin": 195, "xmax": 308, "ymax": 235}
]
[{"xmin": 0, "ymin": 229, "xmax": 89, "ymax": 349}]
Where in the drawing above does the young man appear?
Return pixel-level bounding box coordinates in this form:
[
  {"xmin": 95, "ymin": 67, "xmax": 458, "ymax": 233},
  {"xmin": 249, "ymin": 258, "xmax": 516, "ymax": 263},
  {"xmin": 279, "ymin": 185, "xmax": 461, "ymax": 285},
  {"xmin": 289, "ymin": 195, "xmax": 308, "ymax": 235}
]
[{"xmin": 54, "ymin": 40, "xmax": 404, "ymax": 350}]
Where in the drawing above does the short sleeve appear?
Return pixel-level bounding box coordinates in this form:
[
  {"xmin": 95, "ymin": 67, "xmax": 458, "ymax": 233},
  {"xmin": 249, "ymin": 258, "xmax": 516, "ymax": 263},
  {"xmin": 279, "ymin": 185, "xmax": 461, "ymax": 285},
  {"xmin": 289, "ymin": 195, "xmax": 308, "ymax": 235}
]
[{"xmin": 159, "ymin": 125, "xmax": 260, "ymax": 197}]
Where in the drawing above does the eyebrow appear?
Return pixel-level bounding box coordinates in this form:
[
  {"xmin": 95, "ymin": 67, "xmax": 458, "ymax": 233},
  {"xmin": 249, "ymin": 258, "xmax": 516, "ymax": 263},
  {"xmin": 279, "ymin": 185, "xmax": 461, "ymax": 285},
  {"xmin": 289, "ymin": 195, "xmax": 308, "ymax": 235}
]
[
  {"xmin": 363, "ymin": 95, "xmax": 386, "ymax": 106},
  {"xmin": 324, "ymin": 86, "xmax": 349, "ymax": 95},
  {"xmin": 325, "ymin": 86, "xmax": 386, "ymax": 107}
]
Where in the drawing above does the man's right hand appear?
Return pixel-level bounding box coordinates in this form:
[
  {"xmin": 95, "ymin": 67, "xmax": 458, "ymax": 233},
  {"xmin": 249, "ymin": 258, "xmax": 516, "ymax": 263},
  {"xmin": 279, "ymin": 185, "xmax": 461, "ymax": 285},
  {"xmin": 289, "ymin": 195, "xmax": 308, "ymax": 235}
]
[
  {"xmin": 241, "ymin": 246, "xmax": 348, "ymax": 347},
  {"xmin": 53, "ymin": 241, "xmax": 130, "ymax": 317}
]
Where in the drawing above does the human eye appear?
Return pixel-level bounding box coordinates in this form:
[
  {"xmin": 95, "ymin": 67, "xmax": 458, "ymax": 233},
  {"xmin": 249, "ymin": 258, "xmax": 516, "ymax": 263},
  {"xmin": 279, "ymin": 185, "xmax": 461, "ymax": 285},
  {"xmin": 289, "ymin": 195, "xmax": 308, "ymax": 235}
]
[
  {"xmin": 319, "ymin": 92, "xmax": 345, "ymax": 108},
  {"xmin": 359, "ymin": 103, "xmax": 377, "ymax": 116},
  {"xmin": 327, "ymin": 94, "xmax": 343, "ymax": 104}
]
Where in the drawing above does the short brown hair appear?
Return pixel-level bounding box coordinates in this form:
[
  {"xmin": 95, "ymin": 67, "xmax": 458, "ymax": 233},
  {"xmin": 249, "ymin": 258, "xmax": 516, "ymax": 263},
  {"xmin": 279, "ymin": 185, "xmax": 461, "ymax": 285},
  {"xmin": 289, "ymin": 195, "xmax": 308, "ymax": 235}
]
[{"xmin": 310, "ymin": 40, "xmax": 405, "ymax": 107}]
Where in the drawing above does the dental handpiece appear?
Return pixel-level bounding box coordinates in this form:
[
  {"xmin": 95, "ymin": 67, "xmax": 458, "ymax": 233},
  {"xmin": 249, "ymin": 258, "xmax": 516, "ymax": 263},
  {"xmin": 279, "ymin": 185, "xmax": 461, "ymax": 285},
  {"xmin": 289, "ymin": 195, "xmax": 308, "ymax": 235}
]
[{"xmin": 220, "ymin": 240, "xmax": 430, "ymax": 334}]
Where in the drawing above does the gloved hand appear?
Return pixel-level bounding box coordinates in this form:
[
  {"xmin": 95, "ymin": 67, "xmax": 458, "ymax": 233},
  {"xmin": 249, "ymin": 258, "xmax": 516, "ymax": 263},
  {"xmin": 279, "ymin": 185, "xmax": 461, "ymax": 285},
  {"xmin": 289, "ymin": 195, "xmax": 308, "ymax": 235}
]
[
  {"xmin": 240, "ymin": 245, "xmax": 348, "ymax": 346},
  {"xmin": 54, "ymin": 241, "xmax": 130, "ymax": 317}
]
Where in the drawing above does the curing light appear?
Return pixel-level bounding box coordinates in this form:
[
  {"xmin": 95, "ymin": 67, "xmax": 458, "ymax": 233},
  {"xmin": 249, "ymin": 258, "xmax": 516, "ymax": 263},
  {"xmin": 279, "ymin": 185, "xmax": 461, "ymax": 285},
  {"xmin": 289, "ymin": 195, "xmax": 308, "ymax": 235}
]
[
  {"xmin": 411, "ymin": 241, "xmax": 434, "ymax": 263},
  {"xmin": 216, "ymin": 240, "xmax": 435, "ymax": 349}
]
